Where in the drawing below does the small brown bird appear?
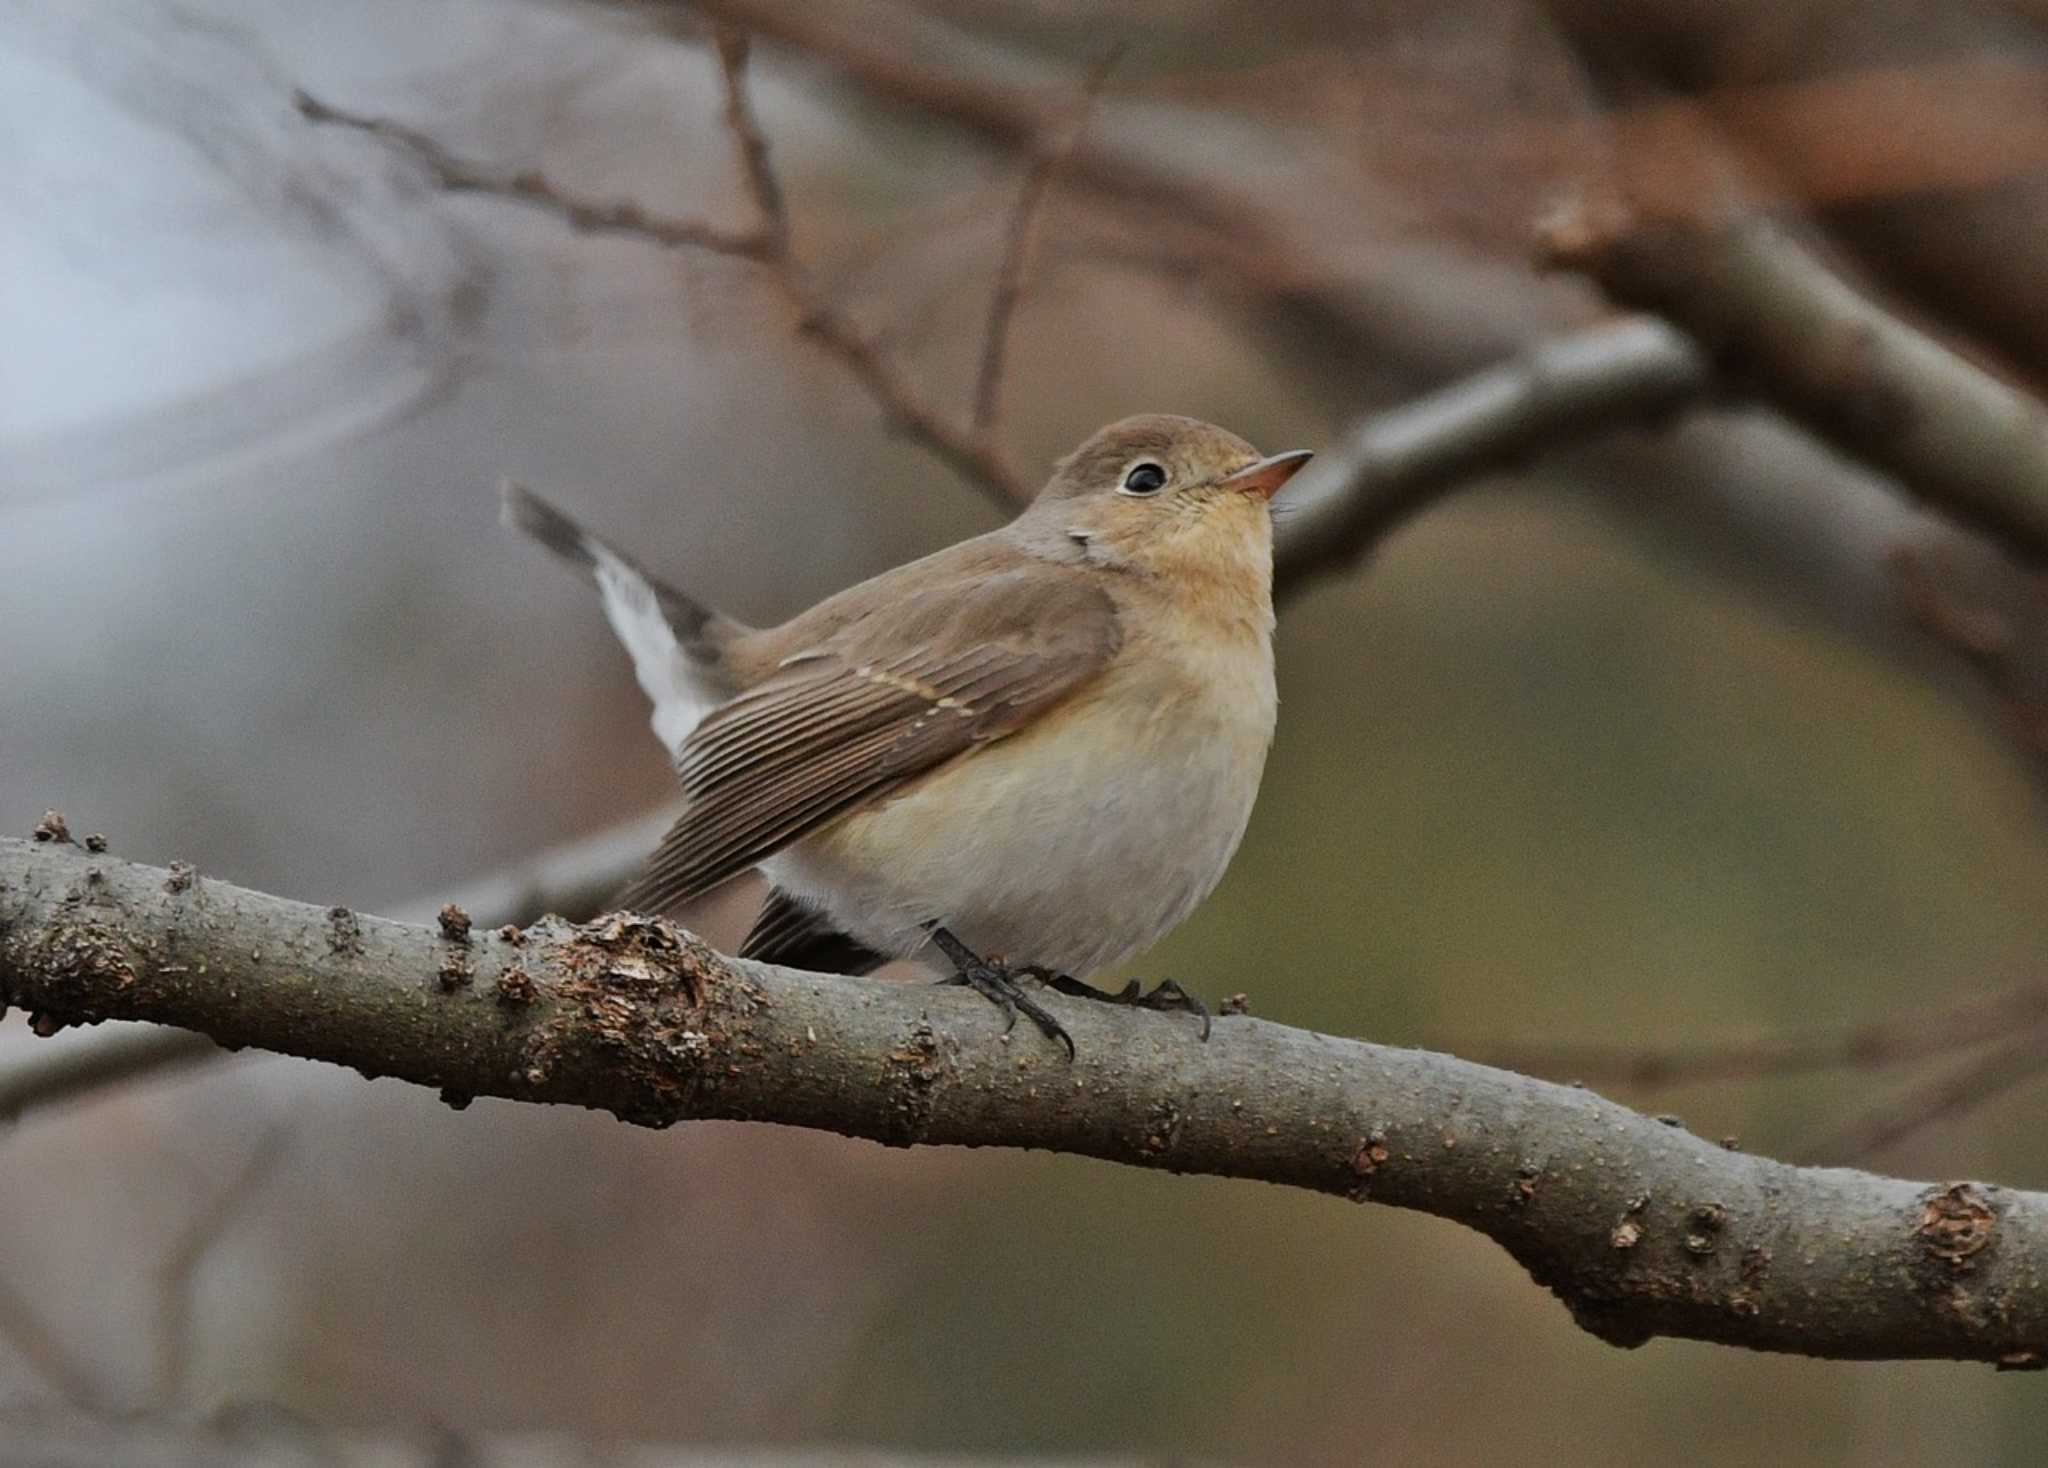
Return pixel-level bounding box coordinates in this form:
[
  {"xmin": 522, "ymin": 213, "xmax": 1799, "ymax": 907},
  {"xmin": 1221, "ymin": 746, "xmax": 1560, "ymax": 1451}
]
[{"xmin": 504, "ymin": 414, "xmax": 1311, "ymax": 1054}]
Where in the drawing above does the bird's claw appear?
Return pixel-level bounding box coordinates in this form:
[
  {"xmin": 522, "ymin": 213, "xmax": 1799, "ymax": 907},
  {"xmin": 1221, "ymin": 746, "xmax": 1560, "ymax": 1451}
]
[
  {"xmin": 1047, "ymin": 973, "xmax": 1213, "ymax": 1040},
  {"xmin": 927, "ymin": 927, "xmax": 1075, "ymax": 1059}
]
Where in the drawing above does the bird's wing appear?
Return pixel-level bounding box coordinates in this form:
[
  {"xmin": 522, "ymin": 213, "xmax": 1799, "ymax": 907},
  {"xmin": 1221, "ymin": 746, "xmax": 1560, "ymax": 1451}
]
[{"xmin": 616, "ymin": 566, "xmax": 1120, "ymax": 915}]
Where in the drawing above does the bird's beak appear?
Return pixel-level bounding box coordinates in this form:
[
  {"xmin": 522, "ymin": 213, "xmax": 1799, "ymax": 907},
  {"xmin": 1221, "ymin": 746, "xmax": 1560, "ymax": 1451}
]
[{"xmin": 1218, "ymin": 449, "xmax": 1314, "ymax": 501}]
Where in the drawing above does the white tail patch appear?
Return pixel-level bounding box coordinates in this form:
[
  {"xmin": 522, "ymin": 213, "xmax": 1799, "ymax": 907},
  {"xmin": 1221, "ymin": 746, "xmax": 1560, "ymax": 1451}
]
[
  {"xmin": 586, "ymin": 547, "xmax": 718, "ymax": 752},
  {"xmin": 502, "ymin": 480, "xmax": 724, "ymax": 755}
]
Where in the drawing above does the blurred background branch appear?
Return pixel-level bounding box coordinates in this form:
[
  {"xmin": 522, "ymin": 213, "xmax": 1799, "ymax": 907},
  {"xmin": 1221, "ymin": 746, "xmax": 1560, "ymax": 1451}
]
[
  {"xmin": 0, "ymin": 1276, "xmax": 99, "ymax": 1412},
  {"xmin": 150, "ymin": 1126, "xmax": 293, "ymax": 1407},
  {"xmin": 1274, "ymin": 318, "xmax": 1708, "ymax": 592},
  {"xmin": 296, "ymin": 46, "xmax": 1034, "ymax": 514},
  {"xmin": 1540, "ymin": 207, "xmax": 2048, "ymax": 562},
  {"xmin": 970, "ymin": 42, "xmax": 1121, "ymax": 441}
]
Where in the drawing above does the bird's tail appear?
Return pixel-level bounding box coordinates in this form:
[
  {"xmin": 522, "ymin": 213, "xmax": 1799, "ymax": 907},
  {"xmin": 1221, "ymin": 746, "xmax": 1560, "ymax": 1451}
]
[{"xmin": 500, "ymin": 479, "xmax": 746, "ymax": 751}]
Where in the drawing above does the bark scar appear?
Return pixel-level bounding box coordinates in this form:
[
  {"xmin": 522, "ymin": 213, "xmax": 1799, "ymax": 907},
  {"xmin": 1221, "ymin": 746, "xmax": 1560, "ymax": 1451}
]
[{"xmin": 1920, "ymin": 1182, "xmax": 1996, "ymax": 1270}]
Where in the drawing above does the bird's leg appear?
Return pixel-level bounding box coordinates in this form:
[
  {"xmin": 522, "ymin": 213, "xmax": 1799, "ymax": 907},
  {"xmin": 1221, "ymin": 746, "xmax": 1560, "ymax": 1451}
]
[
  {"xmin": 1036, "ymin": 972, "xmax": 1213, "ymax": 1041},
  {"xmin": 926, "ymin": 926, "xmax": 1074, "ymax": 1060}
]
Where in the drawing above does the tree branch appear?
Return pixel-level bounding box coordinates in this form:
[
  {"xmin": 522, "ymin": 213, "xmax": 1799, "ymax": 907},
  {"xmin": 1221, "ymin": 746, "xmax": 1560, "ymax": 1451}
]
[
  {"xmin": 704, "ymin": 31, "xmax": 1031, "ymax": 514},
  {"xmin": 676, "ymin": 0, "xmax": 1315, "ymax": 282},
  {"xmin": 150, "ymin": 1126, "xmax": 291, "ymax": 1406},
  {"xmin": 293, "ymin": 89, "xmax": 769, "ymax": 257},
  {"xmin": 0, "ymin": 804, "xmax": 681, "ymax": 1125},
  {"xmin": 0, "ymin": 1271, "xmax": 99, "ymax": 1409},
  {"xmin": 1541, "ymin": 205, "xmax": 2048, "ymax": 564},
  {"xmin": 4, "ymin": 837, "xmax": 2046, "ymax": 1368},
  {"xmin": 1273, "ymin": 318, "xmax": 1709, "ymax": 594},
  {"xmin": 1802, "ymin": 1024, "xmax": 2048, "ymax": 1166},
  {"xmin": 1472, "ymin": 974, "xmax": 2048, "ymax": 1091},
  {"xmin": 296, "ymin": 59, "xmax": 1032, "ymax": 516},
  {"xmin": 971, "ymin": 45, "xmax": 1120, "ymax": 441}
]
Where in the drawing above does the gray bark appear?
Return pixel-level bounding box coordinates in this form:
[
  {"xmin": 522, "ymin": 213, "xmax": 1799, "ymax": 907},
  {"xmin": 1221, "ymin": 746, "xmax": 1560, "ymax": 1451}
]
[{"xmin": 4, "ymin": 835, "xmax": 2045, "ymax": 1368}]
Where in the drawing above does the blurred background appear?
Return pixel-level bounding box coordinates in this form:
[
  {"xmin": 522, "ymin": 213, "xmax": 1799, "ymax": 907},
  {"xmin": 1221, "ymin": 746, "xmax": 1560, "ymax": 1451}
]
[{"xmin": 7, "ymin": 0, "xmax": 2048, "ymax": 1462}]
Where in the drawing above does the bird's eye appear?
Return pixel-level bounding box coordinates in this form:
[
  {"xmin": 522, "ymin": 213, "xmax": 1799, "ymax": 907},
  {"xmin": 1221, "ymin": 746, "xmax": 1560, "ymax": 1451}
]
[{"xmin": 1120, "ymin": 462, "xmax": 1168, "ymax": 496}]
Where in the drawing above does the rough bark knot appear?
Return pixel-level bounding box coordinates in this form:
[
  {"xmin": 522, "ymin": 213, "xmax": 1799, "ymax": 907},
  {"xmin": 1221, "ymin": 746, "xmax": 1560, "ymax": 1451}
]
[{"xmin": 1920, "ymin": 1182, "xmax": 1996, "ymax": 1270}]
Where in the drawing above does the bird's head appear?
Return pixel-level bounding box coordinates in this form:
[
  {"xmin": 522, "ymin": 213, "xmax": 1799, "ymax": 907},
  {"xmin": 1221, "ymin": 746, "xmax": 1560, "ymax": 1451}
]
[{"xmin": 1025, "ymin": 414, "xmax": 1311, "ymax": 591}]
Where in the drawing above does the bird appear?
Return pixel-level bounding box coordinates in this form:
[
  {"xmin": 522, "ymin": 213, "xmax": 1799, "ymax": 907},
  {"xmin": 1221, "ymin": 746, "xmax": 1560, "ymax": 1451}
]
[{"xmin": 503, "ymin": 414, "xmax": 1312, "ymax": 1056}]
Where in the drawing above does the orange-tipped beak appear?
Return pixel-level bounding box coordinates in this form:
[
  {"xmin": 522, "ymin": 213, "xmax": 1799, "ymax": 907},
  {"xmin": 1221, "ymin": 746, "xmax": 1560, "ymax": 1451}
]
[{"xmin": 1218, "ymin": 448, "xmax": 1314, "ymax": 500}]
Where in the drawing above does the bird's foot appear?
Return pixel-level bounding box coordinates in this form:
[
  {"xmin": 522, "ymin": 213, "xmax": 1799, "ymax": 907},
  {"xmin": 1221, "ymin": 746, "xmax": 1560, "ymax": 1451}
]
[
  {"xmin": 926, "ymin": 927, "xmax": 1074, "ymax": 1060},
  {"xmin": 1040, "ymin": 972, "xmax": 1212, "ymax": 1041}
]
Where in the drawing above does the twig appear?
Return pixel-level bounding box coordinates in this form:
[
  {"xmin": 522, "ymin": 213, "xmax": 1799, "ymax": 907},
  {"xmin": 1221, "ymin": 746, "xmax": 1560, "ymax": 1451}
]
[
  {"xmin": 152, "ymin": 1125, "xmax": 292, "ymax": 1405},
  {"xmin": 0, "ymin": 1026, "xmax": 221, "ymax": 1126},
  {"xmin": 293, "ymin": 90, "xmax": 769, "ymax": 258},
  {"xmin": 971, "ymin": 45, "xmax": 1121, "ymax": 440},
  {"xmin": 297, "ymin": 70, "xmax": 1032, "ymax": 515},
  {"xmin": 1540, "ymin": 204, "xmax": 2048, "ymax": 565},
  {"xmin": 1889, "ymin": 541, "xmax": 2048, "ymax": 760},
  {"xmin": 681, "ymin": 0, "xmax": 1319, "ymax": 288},
  {"xmin": 7, "ymin": 835, "xmax": 2048, "ymax": 1368},
  {"xmin": 709, "ymin": 30, "xmax": 788, "ymax": 255},
  {"xmin": 1803, "ymin": 1025, "xmax": 2048, "ymax": 1165},
  {"xmin": 705, "ymin": 32, "xmax": 1030, "ymax": 511},
  {"xmin": 1540, "ymin": 0, "xmax": 2048, "ymax": 408},
  {"xmin": 1473, "ymin": 976, "xmax": 2048, "ymax": 1090},
  {"xmin": 0, "ymin": 1271, "xmax": 99, "ymax": 1408}
]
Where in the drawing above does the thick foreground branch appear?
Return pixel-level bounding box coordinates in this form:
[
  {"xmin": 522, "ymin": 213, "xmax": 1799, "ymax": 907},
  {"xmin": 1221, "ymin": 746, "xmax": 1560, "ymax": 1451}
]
[
  {"xmin": 2, "ymin": 837, "xmax": 2044, "ymax": 1368},
  {"xmin": 0, "ymin": 804, "xmax": 683, "ymax": 1123}
]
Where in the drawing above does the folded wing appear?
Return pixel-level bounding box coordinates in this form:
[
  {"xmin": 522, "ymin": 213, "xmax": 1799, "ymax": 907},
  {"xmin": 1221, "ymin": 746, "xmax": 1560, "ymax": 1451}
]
[{"xmin": 617, "ymin": 566, "xmax": 1121, "ymax": 916}]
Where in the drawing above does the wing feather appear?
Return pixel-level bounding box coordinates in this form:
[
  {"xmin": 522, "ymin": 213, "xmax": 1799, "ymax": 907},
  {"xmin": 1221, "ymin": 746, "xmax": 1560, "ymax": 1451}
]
[{"xmin": 616, "ymin": 568, "xmax": 1119, "ymax": 916}]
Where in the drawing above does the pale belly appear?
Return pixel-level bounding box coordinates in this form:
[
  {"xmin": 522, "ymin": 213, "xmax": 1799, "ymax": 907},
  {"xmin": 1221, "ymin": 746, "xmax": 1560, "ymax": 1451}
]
[{"xmin": 761, "ymin": 646, "xmax": 1276, "ymax": 978}]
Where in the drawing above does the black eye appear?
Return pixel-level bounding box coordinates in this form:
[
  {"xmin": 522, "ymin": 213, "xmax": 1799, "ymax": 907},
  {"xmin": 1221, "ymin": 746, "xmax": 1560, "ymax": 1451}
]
[{"xmin": 1121, "ymin": 462, "xmax": 1167, "ymax": 495}]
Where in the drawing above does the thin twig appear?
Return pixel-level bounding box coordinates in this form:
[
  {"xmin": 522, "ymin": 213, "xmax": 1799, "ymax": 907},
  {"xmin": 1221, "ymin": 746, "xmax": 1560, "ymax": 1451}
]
[
  {"xmin": 0, "ymin": 1270, "xmax": 99, "ymax": 1408},
  {"xmin": 1802, "ymin": 1026, "xmax": 2048, "ymax": 1164},
  {"xmin": 152, "ymin": 1125, "xmax": 292, "ymax": 1405},
  {"xmin": 705, "ymin": 32, "xmax": 1031, "ymax": 511},
  {"xmin": 683, "ymin": 0, "xmax": 1320, "ymax": 291},
  {"xmin": 971, "ymin": 44, "xmax": 1121, "ymax": 440},
  {"xmin": 293, "ymin": 90, "xmax": 770, "ymax": 258},
  {"xmin": 1474, "ymin": 977, "xmax": 2048, "ymax": 1090},
  {"xmin": 296, "ymin": 74, "xmax": 1032, "ymax": 514},
  {"xmin": 710, "ymin": 29, "xmax": 790, "ymax": 257}
]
